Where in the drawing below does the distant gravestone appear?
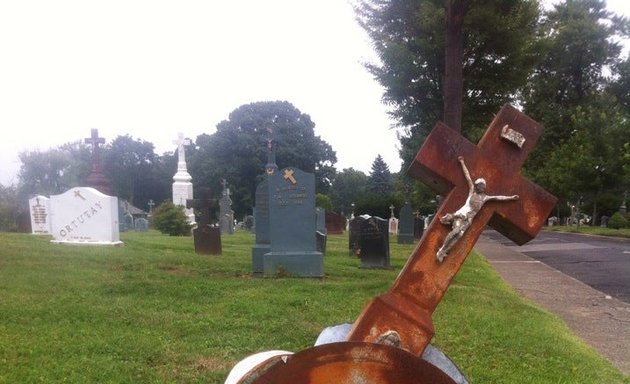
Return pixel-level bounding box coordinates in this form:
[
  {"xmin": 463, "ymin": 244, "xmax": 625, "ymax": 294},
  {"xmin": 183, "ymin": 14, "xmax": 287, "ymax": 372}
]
[
  {"xmin": 358, "ymin": 216, "xmax": 390, "ymax": 269},
  {"xmin": 29, "ymin": 195, "xmax": 52, "ymax": 235},
  {"xmin": 123, "ymin": 202, "xmax": 134, "ymax": 232},
  {"xmin": 316, "ymin": 231, "xmax": 327, "ymax": 255},
  {"xmin": 316, "ymin": 207, "xmax": 327, "ymax": 255},
  {"xmin": 397, "ymin": 203, "xmax": 415, "ymax": 244},
  {"xmin": 187, "ymin": 188, "xmax": 221, "ymax": 255},
  {"xmin": 252, "ymin": 180, "xmax": 270, "ymax": 275},
  {"xmin": 325, "ymin": 212, "xmax": 346, "ymax": 234},
  {"xmin": 135, "ymin": 217, "xmax": 149, "ymax": 232},
  {"xmin": 316, "ymin": 207, "xmax": 327, "ymax": 234},
  {"xmin": 348, "ymin": 215, "xmax": 365, "ymax": 256},
  {"xmin": 49, "ymin": 187, "xmax": 122, "ymax": 245},
  {"xmin": 219, "ymin": 180, "xmax": 234, "ymax": 235},
  {"xmin": 263, "ymin": 167, "xmax": 323, "ymax": 277},
  {"xmin": 414, "ymin": 213, "xmax": 425, "ymax": 240}
]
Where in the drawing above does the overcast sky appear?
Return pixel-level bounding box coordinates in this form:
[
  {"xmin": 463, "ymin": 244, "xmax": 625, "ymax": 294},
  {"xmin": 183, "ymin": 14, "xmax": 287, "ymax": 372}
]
[{"xmin": 1, "ymin": 1, "xmax": 628, "ymax": 187}]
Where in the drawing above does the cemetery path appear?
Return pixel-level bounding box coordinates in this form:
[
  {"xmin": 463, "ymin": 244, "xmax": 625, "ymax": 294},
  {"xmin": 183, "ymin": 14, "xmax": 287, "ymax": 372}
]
[{"xmin": 475, "ymin": 232, "xmax": 630, "ymax": 375}]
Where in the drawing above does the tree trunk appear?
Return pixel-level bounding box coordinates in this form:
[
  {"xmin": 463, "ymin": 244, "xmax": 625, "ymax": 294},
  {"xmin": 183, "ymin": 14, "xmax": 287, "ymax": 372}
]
[{"xmin": 443, "ymin": 1, "xmax": 468, "ymax": 133}]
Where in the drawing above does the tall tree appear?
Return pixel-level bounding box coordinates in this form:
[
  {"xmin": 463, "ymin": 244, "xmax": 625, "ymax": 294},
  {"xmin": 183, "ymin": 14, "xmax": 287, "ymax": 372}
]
[
  {"xmin": 354, "ymin": 0, "xmax": 540, "ymax": 165},
  {"xmin": 522, "ymin": 0, "xmax": 629, "ymax": 222},
  {"xmin": 18, "ymin": 141, "xmax": 91, "ymax": 196},
  {"xmin": 523, "ymin": 0, "xmax": 628, "ymax": 168},
  {"xmin": 189, "ymin": 101, "xmax": 337, "ymax": 218},
  {"xmin": 329, "ymin": 168, "xmax": 368, "ymax": 213},
  {"xmin": 102, "ymin": 135, "xmax": 159, "ymax": 207},
  {"xmin": 367, "ymin": 154, "xmax": 393, "ymax": 194}
]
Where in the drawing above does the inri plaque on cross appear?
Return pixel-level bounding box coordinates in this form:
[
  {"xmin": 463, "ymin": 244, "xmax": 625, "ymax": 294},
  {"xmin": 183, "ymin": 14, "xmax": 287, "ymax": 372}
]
[{"xmin": 228, "ymin": 105, "xmax": 557, "ymax": 384}]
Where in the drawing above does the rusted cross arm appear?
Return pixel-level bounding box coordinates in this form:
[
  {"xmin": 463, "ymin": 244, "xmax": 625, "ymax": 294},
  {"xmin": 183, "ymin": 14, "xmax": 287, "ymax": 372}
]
[{"xmin": 346, "ymin": 105, "xmax": 557, "ymax": 356}]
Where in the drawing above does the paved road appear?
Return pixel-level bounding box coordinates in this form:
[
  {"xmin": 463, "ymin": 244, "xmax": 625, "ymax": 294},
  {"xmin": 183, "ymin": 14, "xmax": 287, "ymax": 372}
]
[{"xmin": 483, "ymin": 229, "xmax": 630, "ymax": 303}]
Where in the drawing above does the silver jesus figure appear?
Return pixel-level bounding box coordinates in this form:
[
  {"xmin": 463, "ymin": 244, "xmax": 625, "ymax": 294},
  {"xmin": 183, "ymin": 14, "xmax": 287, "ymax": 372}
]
[{"xmin": 436, "ymin": 156, "xmax": 519, "ymax": 262}]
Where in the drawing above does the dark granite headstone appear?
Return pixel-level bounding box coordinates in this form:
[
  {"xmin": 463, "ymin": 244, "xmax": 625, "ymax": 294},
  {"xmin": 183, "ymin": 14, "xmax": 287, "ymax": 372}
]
[
  {"xmin": 414, "ymin": 214, "xmax": 425, "ymax": 240},
  {"xmin": 326, "ymin": 212, "xmax": 346, "ymax": 234},
  {"xmin": 348, "ymin": 216, "xmax": 364, "ymax": 256},
  {"xmin": 263, "ymin": 167, "xmax": 323, "ymax": 277},
  {"xmin": 187, "ymin": 188, "xmax": 221, "ymax": 255},
  {"xmin": 316, "ymin": 231, "xmax": 327, "ymax": 254},
  {"xmin": 252, "ymin": 180, "xmax": 270, "ymax": 274},
  {"xmin": 358, "ymin": 216, "xmax": 390, "ymax": 269},
  {"xmin": 397, "ymin": 203, "xmax": 415, "ymax": 244}
]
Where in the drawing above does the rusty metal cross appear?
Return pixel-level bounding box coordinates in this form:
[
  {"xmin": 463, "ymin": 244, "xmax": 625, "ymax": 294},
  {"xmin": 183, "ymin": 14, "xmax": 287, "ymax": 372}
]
[{"xmin": 346, "ymin": 104, "xmax": 557, "ymax": 355}]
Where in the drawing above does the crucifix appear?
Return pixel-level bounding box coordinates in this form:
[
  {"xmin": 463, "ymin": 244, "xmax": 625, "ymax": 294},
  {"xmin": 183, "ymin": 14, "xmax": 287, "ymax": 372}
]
[{"xmin": 228, "ymin": 105, "xmax": 557, "ymax": 383}]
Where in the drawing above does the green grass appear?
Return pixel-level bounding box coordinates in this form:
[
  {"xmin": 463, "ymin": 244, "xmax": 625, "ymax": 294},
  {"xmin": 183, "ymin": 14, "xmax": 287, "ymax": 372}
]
[
  {"xmin": 546, "ymin": 225, "xmax": 630, "ymax": 238},
  {"xmin": 0, "ymin": 231, "xmax": 627, "ymax": 383}
]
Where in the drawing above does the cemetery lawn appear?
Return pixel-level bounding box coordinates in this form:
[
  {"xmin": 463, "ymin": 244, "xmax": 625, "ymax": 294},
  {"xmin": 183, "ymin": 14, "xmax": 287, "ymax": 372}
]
[{"xmin": 0, "ymin": 231, "xmax": 627, "ymax": 384}]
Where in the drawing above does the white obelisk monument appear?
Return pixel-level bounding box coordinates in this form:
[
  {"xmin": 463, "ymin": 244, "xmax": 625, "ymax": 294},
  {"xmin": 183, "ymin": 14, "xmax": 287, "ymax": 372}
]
[{"xmin": 172, "ymin": 132, "xmax": 195, "ymax": 223}]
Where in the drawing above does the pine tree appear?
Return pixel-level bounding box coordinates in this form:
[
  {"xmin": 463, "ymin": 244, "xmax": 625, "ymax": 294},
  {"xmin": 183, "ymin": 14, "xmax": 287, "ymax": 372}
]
[{"xmin": 367, "ymin": 155, "xmax": 393, "ymax": 195}]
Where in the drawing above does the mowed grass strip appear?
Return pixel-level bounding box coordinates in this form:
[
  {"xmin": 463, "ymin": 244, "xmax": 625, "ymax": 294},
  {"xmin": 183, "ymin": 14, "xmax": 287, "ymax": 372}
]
[{"xmin": 0, "ymin": 231, "xmax": 627, "ymax": 383}]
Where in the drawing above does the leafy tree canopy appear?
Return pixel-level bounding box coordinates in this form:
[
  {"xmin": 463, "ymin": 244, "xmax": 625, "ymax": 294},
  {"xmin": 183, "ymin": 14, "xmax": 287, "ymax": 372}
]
[
  {"xmin": 329, "ymin": 168, "xmax": 368, "ymax": 214},
  {"xmin": 190, "ymin": 101, "xmax": 337, "ymax": 218}
]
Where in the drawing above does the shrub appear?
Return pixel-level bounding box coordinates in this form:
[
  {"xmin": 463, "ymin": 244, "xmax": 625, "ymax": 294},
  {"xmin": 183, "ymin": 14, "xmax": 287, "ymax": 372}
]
[
  {"xmin": 152, "ymin": 201, "xmax": 192, "ymax": 236},
  {"xmin": 607, "ymin": 212, "xmax": 628, "ymax": 229}
]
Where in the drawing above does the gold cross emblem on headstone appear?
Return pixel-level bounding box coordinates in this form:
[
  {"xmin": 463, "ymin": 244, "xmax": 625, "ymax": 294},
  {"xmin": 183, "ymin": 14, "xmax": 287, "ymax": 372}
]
[{"xmin": 283, "ymin": 169, "xmax": 297, "ymax": 184}]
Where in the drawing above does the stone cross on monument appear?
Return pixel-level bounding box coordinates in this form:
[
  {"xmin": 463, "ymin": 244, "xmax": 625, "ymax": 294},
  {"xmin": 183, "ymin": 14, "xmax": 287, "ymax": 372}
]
[
  {"xmin": 265, "ymin": 127, "xmax": 278, "ymax": 176},
  {"xmin": 84, "ymin": 129, "xmax": 112, "ymax": 195},
  {"xmin": 227, "ymin": 105, "xmax": 557, "ymax": 383}
]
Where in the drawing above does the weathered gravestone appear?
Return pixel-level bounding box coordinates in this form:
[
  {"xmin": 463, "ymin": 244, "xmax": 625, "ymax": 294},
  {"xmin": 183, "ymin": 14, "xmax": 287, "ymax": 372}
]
[
  {"xmin": 29, "ymin": 195, "xmax": 52, "ymax": 235},
  {"xmin": 226, "ymin": 105, "xmax": 557, "ymax": 383},
  {"xmin": 348, "ymin": 215, "xmax": 365, "ymax": 256},
  {"xmin": 315, "ymin": 207, "xmax": 327, "ymax": 255},
  {"xmin": 187, "ymin": 188, "xmax": 221, "ymax": 255},
  {"xmin": 325, "ymin": 212, "xmax": 346, "ymax": 234},
  {"xmin": 219, "ymin": 180, "xmax": 235, "ymax": 235},
  {"xmin": 398, "ymin": 202, "xmax": 415, "ymax": 244},
  {"xmin": 414, "ymin": 212, "xmax": 425, "ymax": 240},
  {"xmin": 49, "ymin": 187, "xmax": 122, "ymax": 245},
  {"xmin": 388, "ymin": 204, "xmax": 398, "ymax": 235},
  {"xmin": 358, "ymin": 216, "xmax": 390, "ymax": 269},
  {"xmin": 134, "ymin": 217, "xmax": 149, "ymax": 232},
  {"xmin": 119, "ymin": 201, "xmax": 134, "ymax": 232},
  {"xmin": 263, "ymin": 167, "xmax": 323, "ymax": 277},
  {"xmin": 316, "ymin": 207, "xmax": 326, "ymax": 234},
  {"xmin": 251, "ymin": 180, "xmax": 270, "ymax": 275}
]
